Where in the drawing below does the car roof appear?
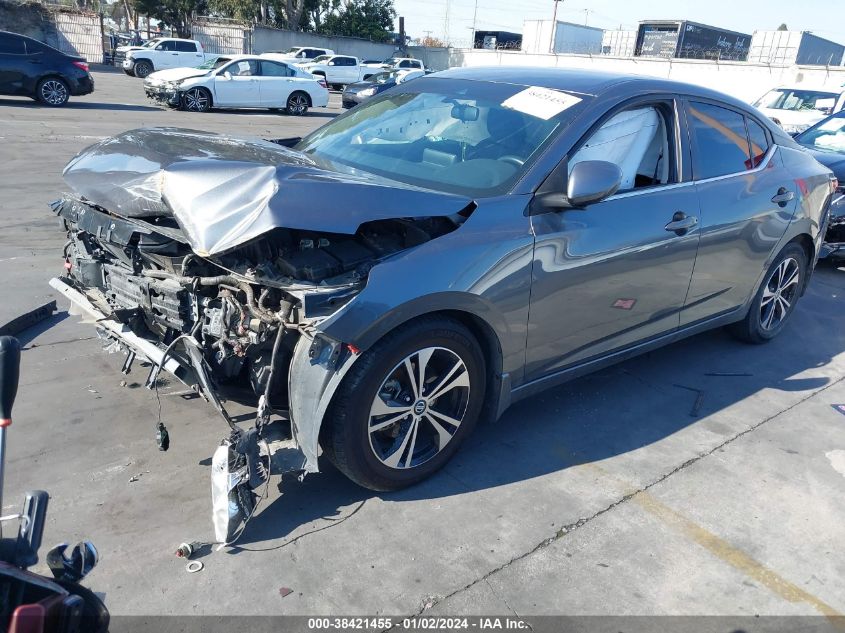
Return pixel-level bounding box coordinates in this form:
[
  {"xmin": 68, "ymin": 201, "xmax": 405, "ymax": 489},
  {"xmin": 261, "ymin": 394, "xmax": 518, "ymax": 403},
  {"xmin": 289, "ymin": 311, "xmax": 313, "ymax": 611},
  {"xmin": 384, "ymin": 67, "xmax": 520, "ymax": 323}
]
[{"xmin": 434, "ymin": 66, "xmax": 758, "ymax": 108}]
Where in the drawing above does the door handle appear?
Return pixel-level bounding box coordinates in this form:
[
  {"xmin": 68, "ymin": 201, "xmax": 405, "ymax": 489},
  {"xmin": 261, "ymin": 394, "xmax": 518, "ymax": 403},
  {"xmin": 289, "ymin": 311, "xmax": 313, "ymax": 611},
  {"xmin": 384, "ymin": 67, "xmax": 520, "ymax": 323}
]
[
  {"xmin": 771, "ymin": 187, "xmax": 794, "ymax": 207},
  {"xmin": 664, "ymin": 212, "xmax": 698, "ymax": 235}
]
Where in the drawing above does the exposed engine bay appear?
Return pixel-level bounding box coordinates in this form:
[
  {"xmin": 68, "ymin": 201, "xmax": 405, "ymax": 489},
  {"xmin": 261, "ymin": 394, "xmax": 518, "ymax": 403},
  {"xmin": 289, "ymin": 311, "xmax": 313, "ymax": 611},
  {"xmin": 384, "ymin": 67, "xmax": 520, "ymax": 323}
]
[{"xmin": 56, "ymin": 196, "xmax": 458, "ymax": 404}]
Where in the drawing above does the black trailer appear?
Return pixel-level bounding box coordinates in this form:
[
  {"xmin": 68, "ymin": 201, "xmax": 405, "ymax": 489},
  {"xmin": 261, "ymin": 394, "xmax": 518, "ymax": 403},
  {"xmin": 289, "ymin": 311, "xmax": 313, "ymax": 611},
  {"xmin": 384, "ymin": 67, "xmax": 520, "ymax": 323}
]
[{"xmin": 636, "ymin": 20, "xmax": 751, "ymax": 61}]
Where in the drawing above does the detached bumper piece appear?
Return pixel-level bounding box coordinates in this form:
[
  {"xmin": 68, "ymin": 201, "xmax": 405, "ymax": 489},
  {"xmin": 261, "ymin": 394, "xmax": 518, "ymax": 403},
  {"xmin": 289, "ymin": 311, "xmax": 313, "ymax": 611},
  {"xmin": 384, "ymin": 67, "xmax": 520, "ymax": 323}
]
[{"xmin": 821, "ymin": 195, "xmax": 845, "ymax": 260}]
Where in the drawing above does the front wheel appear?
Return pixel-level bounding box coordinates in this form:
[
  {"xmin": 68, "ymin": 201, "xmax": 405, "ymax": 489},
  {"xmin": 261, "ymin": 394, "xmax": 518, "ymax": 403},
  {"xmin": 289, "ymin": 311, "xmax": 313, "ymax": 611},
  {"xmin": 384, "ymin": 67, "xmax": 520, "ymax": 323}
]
[
  {"xmin": 728, "ymin": 243, "xmax": 807, "ymax": 344},
  {"xmin": 285, "ymin": 92, "xmax": 309, "ymax": 116},
  {"xmin": 181, "ymin": 87, "xmax": 211, "ymax": 112},
  {"xmin": 36, "ymin": 77, "xmax": 69, "ymax": 106},
  {"xmin": 133, "ymin": 61, "xmax": 153, "ymax": 78},
  {"xmin": 323, "ymin": 316, "xmax": 486, "ymax": 491}
]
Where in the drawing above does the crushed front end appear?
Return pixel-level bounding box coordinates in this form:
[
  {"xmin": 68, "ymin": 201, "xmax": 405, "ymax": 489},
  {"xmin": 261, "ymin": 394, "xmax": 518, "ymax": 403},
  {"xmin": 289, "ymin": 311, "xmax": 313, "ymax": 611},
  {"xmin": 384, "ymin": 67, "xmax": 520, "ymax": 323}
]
[{"xmin": 49, "ymin": 127, "xmax": 469, "ymax": 542}]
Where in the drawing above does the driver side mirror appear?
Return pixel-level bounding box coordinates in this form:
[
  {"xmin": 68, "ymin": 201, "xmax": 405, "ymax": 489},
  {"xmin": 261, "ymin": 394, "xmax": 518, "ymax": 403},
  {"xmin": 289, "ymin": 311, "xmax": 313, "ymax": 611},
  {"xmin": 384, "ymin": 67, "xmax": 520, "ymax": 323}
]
[
  {"xmin": 533, "ymin": 160, "xmax": 623, "ymax": 212},
  {"xmin": 328, "ymin": 61, "xmax": 335, "ymax": 66},
  {"xmin": 567, "ymin": 160, "xmax": 623, "ymax": 207},
  {"xmin": 221, "ymin": 71, "xmax": 232, "ymax": 80}
]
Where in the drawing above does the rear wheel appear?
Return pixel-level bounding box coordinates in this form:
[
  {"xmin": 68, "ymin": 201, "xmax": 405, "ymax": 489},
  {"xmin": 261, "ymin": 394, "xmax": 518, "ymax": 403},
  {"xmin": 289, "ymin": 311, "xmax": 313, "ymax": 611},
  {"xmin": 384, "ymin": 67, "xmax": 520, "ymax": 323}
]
[
  {"xmin": 728, "ymin": 243, "xmax": 807, "ymax": 343},
  {"xmin": 36, "ymin": 77, "xmax": 69, "ymax": 106},
  {"xmin": 323, "ymin": 316, "xmax": 485, "ymax": 491},
  {"xmin": 285, "ymin": 91, "xmax": 309, "ymax": 116},
  {"xmin": 182, "ymin": 87, "xmax": 211, "ymax": 112},
  {"xmin": 133, "ymin": 60, "xmax": 153, "ymax": 78}
]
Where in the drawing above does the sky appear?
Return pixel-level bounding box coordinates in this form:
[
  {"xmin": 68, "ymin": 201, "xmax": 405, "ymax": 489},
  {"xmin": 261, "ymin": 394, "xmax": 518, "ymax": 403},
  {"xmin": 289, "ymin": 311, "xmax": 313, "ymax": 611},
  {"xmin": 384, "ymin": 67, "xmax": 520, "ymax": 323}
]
[{"xmin": 392, "ymin": 0, "xmax": 845, "ymax": 49}]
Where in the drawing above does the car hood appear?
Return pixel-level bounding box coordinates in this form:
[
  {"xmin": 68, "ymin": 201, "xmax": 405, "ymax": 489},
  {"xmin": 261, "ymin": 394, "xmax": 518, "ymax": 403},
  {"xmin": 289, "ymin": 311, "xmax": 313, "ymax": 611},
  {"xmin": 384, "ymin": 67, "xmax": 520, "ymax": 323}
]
[
  {"xmin": 146, "ymin": 67, "xmax": 209, "ymax": 83},
  {"xmin": 62, "ymin": 128, "xmax": 472, "ymax": 256},
  {"xmin": 116, "ymin": 45, "xmax": 146, "ymax": 53},
  {"xmin": 759, "ymin": 107, "xmax": 826, "ymax": 129}
]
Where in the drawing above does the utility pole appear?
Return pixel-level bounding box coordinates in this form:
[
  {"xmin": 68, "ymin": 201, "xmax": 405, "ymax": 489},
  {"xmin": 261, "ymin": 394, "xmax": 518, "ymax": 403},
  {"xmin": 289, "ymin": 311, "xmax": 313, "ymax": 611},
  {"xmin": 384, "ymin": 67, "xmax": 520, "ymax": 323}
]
[
  {"xmin": 471, "ymin": 0, "xmax": 478, "ymax": 47},
  {"xmin": 549, "ymin": 0, "xmax": 561, "ymax": 53},
  {"xmin": 443, "ymin": 0, "xmax": 451, "ymax": 45}
]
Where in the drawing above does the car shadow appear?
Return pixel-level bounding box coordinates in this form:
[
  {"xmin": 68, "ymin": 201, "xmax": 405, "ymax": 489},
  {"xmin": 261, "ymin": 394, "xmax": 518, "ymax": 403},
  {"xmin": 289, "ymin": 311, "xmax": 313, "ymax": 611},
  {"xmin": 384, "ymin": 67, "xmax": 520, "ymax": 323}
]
[
  {"xmin": 231, "ymin": 263, "xmax": 845, "ymax": 548},
  {"xmin": 0, "ymin": 98, "xmax": 162, "ymax": 112},
  {"xmin": 211, "ymin": 108, "xmax": 339, "ymax": 118}
]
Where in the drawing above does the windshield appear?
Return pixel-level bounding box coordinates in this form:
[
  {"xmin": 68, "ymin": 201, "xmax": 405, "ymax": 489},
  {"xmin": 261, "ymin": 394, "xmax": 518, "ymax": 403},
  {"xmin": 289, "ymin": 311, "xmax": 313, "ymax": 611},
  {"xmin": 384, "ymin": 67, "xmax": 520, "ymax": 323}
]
[
  {"xmin": 372, "ymin": 71, "xmax": 397, "ymax": 84},
  {"xmin": 796, "ymin": 115, "xmax": 845, "ymax": 152},
  {"xmin": 142, "ymin": 38, "xmax": 161, "ymax": 49},
  {"xmin": 754, "ymin": 89, "xmax": 838, "ymax": 112},
  {"xmin": 382, "ymin": 57, "xmax": 399, "ymax": 65},
  {"xmin": 197, "ymin": 56, "xmax": 229, "ymax": 69},
  {"xmin": 296, "ymin": 78, "xmax": 588, "ymax": 197},
  {"xmin": 312, "ymin": 55, "xmax": 331, "ymax": 63}
]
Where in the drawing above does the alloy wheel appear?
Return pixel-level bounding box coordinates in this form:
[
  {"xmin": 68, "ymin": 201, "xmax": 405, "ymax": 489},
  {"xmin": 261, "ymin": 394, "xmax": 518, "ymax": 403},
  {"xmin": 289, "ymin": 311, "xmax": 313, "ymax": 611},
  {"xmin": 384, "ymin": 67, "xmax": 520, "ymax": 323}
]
[
  {"xmin": 287, "ymin": 94, "xmax": 308, "ymax": 115},
  {"xmin": 759, "ymin": 256, "xmax": 800, "ymax": 331},
  {"xmin": 40, "ymin": 80, "xmax": 67, "ymax": 105},
  {"xmin": 368, "ymin": 346, "xmax": 471, "ymax": 470},
  {"xmin": 184, "ymin": 89, "xmax": 209, "ymax": 112}
]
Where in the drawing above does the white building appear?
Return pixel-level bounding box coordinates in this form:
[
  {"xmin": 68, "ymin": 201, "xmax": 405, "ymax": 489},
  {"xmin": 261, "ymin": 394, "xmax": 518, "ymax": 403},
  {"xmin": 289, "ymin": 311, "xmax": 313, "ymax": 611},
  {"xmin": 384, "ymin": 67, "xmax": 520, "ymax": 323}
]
[{"xmin": 521, "ymin": 20, "xmax": 603, "ymax": 55}]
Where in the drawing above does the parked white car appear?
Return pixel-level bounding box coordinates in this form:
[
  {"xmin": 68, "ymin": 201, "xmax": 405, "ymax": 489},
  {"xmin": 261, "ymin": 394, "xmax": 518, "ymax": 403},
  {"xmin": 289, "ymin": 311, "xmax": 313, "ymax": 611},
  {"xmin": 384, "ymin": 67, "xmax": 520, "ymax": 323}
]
[
  {"xmin": 753, "ymin": 86, "xmax": 845, "ymax": 134},
  {"xmin": 264, "ymin": 46, "xmax": 334, "ymax": 61},
  {"xmin": 293, "ymin": 55, "xmax": 374, "ymax": 88},
  {"xmin": 143, "ymin": 56, "xmax": 233, "ymax": 94},
  {"xmin": 118, "ymin": 37, "xmax": 205, "ymax": 78},
  {"xmin": 145, "ymin": 55, "xmax": 329, "ymax": 115}
]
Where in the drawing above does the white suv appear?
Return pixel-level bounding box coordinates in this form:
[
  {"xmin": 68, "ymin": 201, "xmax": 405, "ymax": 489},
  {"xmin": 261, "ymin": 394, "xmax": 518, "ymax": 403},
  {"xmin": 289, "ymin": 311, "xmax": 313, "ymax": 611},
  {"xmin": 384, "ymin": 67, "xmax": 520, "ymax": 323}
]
[
  {"xmin": 119, "ymin": 38, "xmax": 205, "ymax": 78},
  {"xmin": 754, "ymin": 86, "xmax": 845, "ymax": 134}
]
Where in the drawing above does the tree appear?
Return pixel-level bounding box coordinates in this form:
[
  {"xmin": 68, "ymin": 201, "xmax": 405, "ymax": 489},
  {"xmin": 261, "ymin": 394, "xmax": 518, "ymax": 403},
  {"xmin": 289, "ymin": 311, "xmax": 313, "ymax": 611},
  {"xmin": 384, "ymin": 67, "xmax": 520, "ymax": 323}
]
[
  {"xmin": 418, "ymin": 35, "xmax": 444, "ymax": 47},
  {"xmin": 777, "ymin": 23, "xmax": 788, "ymax": 31},
  {"xmin": 317, "ymin": 0, "xmax": 395, "ymax": 41},
  {"xmin": 133, "ymin": 0, "xmax": 207, "ymax": 37}
]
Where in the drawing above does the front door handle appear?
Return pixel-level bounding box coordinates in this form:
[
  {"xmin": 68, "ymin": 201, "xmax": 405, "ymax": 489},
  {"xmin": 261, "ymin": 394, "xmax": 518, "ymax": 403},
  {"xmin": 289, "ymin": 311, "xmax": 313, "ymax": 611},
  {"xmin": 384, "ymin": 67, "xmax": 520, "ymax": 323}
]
[
  {"xmin": 664, "ymin": 211, "xmax": 698, "ymax": 235},
  {"xmin": 771, "ymin": 187, "xmax": 795, "ymax": 207}
]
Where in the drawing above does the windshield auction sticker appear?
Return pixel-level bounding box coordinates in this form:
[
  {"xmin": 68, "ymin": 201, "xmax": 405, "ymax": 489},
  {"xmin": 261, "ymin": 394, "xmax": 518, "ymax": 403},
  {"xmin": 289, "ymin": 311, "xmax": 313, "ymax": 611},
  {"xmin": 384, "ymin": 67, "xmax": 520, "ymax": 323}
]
[{"xmin": 502, "ymin": 87, "xmax": 582, "ymax": 120}]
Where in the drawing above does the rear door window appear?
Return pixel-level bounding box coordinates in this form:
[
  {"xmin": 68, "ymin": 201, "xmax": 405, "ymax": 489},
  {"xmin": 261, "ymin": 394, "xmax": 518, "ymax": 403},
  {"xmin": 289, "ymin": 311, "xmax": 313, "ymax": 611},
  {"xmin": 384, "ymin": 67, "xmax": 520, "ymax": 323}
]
[
  {"xmin": 260, "ymin": 60, "xmax": 293, "ymax": 77},
  {"xmin": 688, "ymin": 102, "xmax": 751, "ymax": 179},
  {"xmin": 175, "ymin": 41, "xmax": 197, "ymax": 52},
  {"xmin": 0, "ymin": 33, "xmax": 25, "ymax": 55}
]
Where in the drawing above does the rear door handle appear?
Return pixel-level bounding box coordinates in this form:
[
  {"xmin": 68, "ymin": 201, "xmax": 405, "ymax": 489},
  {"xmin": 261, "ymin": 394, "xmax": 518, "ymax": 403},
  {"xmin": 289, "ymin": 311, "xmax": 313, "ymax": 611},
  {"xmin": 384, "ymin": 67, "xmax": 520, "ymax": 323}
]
[
  {"xmin": 771, "ymin": 188, "xmax": 794, "ymax": 206},
  {"xmin": 664, "ymin": 212, "xmax": 698, "ymax": 235}
]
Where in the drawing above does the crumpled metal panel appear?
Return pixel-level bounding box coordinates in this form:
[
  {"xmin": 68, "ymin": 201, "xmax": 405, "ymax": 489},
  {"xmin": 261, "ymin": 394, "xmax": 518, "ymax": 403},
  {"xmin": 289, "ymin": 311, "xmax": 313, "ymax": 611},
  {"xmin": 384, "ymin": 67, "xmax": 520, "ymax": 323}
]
[{"xmin": 63, "ymin": 128, "xmax": 472, "ymax": 256}]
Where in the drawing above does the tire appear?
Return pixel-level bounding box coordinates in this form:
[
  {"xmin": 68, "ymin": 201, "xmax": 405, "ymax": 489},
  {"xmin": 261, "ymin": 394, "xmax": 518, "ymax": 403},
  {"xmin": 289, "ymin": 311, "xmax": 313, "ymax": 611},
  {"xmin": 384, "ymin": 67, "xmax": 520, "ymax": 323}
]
[
  {"xmin": 133, "ymin": 60, "xmax": 153, "ymax": 78},
  {"xmin": 181, "ymin": 87, "xmax": 212, "ymax": 112},
  {"xmin": 728, "ymin": 242, "xmax": 807, "ymax": 344},
  {"xmin": 285, "ymin": 91, "xmax": 309, "ymax": 116},
  {"xmin": 123, "ymin": 68, "xmax": 135, "ymax": 76},
  {"xmin": 323, "ymin": 316, "xmax": 486, "ymax": 491},
  {"xmin": 54, "ymin": 580, "xmax": 110, "ymax": 633},
  {"xmin": 36, "ymin": 77, "xmax": 69, "ymax": 106}
]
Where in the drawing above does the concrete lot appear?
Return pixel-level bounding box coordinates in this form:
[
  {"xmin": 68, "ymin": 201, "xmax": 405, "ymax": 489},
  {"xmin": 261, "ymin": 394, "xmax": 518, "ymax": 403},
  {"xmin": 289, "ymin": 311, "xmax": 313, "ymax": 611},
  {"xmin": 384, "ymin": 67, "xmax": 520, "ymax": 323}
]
[{"xmin": 1, "ymin": 69, "xmax": 844, "ymax": 622}]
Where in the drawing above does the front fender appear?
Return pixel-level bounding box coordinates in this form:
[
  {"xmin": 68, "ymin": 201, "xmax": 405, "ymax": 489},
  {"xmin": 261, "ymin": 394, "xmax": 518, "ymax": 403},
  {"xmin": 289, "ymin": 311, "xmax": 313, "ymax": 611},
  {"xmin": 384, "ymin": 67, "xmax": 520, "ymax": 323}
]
[{"xmin": 287, "ymin": 331, "xmax": 361, "ymax": 473}]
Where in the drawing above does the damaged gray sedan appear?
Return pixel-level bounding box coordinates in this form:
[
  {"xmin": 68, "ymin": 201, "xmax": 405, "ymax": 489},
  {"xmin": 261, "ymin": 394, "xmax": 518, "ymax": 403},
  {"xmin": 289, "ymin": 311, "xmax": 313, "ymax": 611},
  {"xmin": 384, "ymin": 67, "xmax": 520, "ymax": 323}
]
[{"xmin": 51, "ymin": 68, "xmax": 835, "ymax": 537}]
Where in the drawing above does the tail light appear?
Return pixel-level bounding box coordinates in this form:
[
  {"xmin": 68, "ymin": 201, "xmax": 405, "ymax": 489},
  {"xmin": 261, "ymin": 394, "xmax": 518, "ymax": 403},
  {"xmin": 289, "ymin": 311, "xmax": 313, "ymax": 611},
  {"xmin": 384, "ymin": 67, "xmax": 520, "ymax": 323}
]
[
  {"xmin": 318, "ymin": 78, "xmax": 328, "ymax": 90},
  {"xmin": 71, "ymin": 60, "xmax": 89, "ymax": 73}
]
